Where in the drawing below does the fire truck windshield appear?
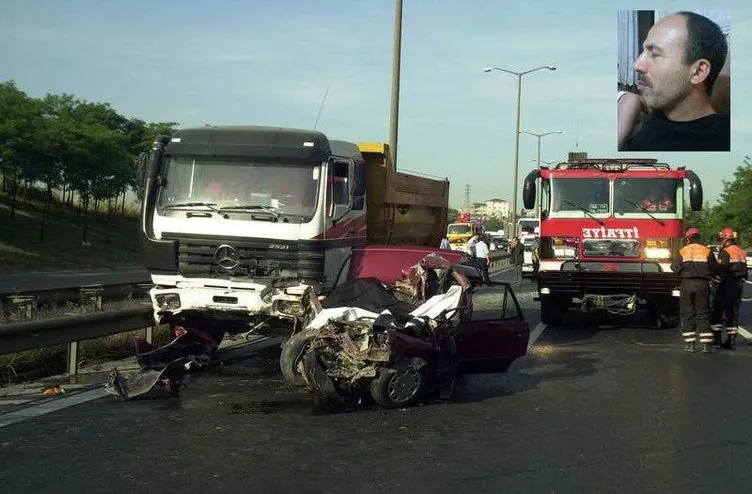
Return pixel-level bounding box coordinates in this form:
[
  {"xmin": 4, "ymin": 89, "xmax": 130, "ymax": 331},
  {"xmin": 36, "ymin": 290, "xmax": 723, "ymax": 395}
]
[
  {"xmin": 156, "ymin": 155, "xmax": 321, "ymax": 222},
  {"xmin": 550, "ymin": 178, "xmax": 610, "ymax": 219},
  {"xmin": 614, "ymin": 178, "xmax": 680, "ymax": 218}
]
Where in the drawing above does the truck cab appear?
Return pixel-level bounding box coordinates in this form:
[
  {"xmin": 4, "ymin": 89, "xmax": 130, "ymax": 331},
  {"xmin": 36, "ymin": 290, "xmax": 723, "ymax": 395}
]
[
  {"xmin": 138, "ymin": 126, "xmax": 449, "ymax": 336},
  {"xmin": 522, "ymin": 158, "xmax": 703, "ymax": 326}
]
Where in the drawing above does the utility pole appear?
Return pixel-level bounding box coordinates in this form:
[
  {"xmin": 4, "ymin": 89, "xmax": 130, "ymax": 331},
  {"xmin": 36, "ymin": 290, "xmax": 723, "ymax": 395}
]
[{"xmin": 389, "ymin": 0, "xmax": 403, "ymax": 169}]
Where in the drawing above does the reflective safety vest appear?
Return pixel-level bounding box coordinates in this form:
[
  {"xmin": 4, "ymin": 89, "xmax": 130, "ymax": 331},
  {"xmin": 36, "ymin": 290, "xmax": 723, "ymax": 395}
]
[
  {"xmin": 673, "ymin": 242, "xmax": 714, "ymax": 280},
  {"xmin": 718, "ymin": 244, "xmax": 747, "ymax": 279}
]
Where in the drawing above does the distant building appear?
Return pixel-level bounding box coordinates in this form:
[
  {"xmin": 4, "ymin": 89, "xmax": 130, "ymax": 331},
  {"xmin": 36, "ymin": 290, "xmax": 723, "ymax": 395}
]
[
  {"xmin": 464, "ymin": 198, "xmax": 510, "ymax": 220},
  {"xmin": 484, "ymin": 198, "xmax": 509, "ymax": 220}
]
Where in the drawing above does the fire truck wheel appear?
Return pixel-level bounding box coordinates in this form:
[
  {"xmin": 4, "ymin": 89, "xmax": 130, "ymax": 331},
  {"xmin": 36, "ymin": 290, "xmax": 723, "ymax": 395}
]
[{"xmin": 540, "ymin": 297, "xmax": 564, "ymax": 325}]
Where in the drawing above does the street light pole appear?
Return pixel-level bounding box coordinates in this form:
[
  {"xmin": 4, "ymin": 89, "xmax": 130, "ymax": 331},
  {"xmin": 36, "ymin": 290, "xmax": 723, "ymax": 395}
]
[
  {"xmin": 513, "ymin": 74, "xmax": 522, "ymax": 238},
  {"xmin": 389, "ymin": 0, "xmax": 403, "ymax": 169},
  {"xmin": 521, "ymin": 130, "xmax": 563, "ymax": 216},
  {"xmin": 483, "ymin": 65, "xmax": 556, "ymax": 238}
]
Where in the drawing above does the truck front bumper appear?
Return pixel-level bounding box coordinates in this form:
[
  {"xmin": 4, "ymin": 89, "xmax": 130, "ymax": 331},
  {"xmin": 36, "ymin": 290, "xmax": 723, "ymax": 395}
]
[
  {"xmin": 537, "ymin": 260, "xmax": 679, "ymax": 297},
  {"xmin": 149, "ymin": 281, "xmax": 312, "ymax": 323}
]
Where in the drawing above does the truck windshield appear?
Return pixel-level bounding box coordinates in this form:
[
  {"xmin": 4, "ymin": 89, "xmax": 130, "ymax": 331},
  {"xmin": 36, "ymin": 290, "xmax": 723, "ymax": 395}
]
[
  {"xmin": 550, "ymin": 178, "xmax": 610, "ymax": 218},
  {"xmin": 448, "ymin": 224, "xmax": 472, "ymax": 235},
  {"xmin": 156, "ymin": 155, "xmax": 321, "ymax": 221},
  {"xmin": 519, "ymin": 219, "xmax": 539, "ymax": 234},
  {"xmin": 614, "ymin": 178, "xmax": 680, "ymax": 218}
]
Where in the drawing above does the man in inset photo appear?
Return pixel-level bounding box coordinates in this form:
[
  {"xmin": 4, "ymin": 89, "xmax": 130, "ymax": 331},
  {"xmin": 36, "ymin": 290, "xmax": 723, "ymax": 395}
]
[{"xmin": 617, "ymin": 10, "xmax": 730, "ymax": 152}]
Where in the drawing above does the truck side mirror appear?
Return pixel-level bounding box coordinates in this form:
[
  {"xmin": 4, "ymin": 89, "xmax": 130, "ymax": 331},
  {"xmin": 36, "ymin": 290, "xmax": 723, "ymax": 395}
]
[
  {"xmin": 522, "ymin": 169, "xmax": 540, "ymax": 210},
  {"xmin": 136, "ymin": 151, "xmax": 149, "ymax": 186},
  {"xmin": 352, "ymin": 162, "xmax": 366, "ymax": 197},
  {"xmin": 686, "ymin": 169, "xmax": 703, "ymax": 212}
]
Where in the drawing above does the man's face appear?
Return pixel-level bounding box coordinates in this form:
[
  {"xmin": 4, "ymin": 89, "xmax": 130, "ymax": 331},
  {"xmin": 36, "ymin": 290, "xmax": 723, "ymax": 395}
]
[{"xmin": 633, "ymin": 15, "xmax": 694, "ymax": 112}]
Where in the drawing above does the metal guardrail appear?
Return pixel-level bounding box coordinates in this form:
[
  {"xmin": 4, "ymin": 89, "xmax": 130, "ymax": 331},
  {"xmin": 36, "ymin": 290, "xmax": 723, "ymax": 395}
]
[
  {"xmin": 0, "ymin": 305, "xmax": 155, "ymax": 375},
  {"xmin": 488, "ymin": 251, "xmax": 512, "ymax": 271}
]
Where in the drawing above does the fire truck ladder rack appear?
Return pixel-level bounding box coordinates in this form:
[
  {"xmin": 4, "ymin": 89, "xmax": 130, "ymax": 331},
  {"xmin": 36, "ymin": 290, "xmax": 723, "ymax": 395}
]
[{"xmin": 549, "ymin": 159, "xmax": 671, "ymax": 172}]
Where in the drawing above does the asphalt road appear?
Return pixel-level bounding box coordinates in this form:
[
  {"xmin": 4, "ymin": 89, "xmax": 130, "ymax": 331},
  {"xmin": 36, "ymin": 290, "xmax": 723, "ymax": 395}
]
[
  {"xmin": 1, "ymin": 274, "xmax": 751, "ymax": 493},
  {"xmin": 0, "ymin": 265, "xmax": 149, "ymax": 296}
]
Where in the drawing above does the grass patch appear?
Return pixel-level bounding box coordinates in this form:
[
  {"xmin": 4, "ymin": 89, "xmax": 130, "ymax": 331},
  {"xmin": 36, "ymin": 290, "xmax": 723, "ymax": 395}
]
[{"xmin": 0, "ymin": 187, "xmax": 144, "ymax": 275}]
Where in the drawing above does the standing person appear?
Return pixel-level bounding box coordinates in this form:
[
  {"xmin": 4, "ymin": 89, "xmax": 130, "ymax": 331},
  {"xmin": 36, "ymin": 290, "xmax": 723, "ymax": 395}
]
[
  {"xmin": 531, "ymin": 238, "xmax": 540, "ymax": 278},
  {"xmin": 624, "ymin": 11, "xmax": 730, "ymax": 151},
  {"xmin": 714, "ymin": 227, "xmax": 748, "ymax": 349},
  {"xmin": 509, "ymin": 237, "xmax": 524, "ymax": 286},
  {"xmin": 474, "ymin": 235, "xmax": 491, "ymax": 284},
  {"xmin": 671, "ymin": 227, "xmax": 717, "ymax": 353},
  {"xmin": 468, "ymin": 235, "xmax": 478, "ymax": 257},
  {"xmin": 440, "ymin": 236, "xmax": 450, "ymax": 250}
]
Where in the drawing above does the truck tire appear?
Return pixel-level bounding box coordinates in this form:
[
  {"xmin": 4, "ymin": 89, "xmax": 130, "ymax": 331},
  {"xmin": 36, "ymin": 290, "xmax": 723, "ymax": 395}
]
[
  {"xmin": 540, "ymin": 296, "xmax": 564, "ymax": 325},
  {"xmin": 280, "ymin": 329, "xmax": 317, "ymax": 387}
]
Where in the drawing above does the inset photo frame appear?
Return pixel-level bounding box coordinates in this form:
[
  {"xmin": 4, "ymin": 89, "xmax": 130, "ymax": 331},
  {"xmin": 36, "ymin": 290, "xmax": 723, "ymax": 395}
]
[{"xmin": 617, "ymin": 10, "xmax": 730, "ymax": 152}]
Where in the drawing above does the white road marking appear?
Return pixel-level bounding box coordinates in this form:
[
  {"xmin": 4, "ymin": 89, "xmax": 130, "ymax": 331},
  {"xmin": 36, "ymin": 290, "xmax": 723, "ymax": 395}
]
[
  {"xmin": 0, "ymin": 398, "xmax": 35, "ymax": 406},
  {"xmin": 0, "ymin": 387, "xmax": 108, "ymax": 429},
  {"xmin": 737, "ymin": 326, "xmax": 752, "ymax": 341},
  {"xmin": 528, "ymin": 322, "xmax": 547, "ymax": 350}
]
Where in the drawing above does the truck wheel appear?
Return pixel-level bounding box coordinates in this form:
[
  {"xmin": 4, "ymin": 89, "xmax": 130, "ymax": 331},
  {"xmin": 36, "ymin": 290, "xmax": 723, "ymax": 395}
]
[
  {"xmin": 540, "ymin": 296, "xmax": 563, "ymax": 325},
  {"xmin": 280, "ymin": 329, "xmax": 316, "ymax": 387},
  {"xmin": 370, "ymin": 365, "xmax": 423, "ymax": 409}
]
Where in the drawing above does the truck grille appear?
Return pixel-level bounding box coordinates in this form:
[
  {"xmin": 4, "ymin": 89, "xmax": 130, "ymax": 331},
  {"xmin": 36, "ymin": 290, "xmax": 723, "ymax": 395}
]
[
  {"xmin": 541, "ymin": 261, "xmax": 679, "ymax": 296},
  {"xmin": 161, "ymin": 233, "xmax": 325, "ymax": 282}
]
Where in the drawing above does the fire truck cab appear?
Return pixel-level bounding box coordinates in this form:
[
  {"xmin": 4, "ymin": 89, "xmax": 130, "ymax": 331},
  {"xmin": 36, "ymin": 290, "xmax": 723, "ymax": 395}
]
[{"xmin": 522, "ymin": 158, "xmax": 703, "ymax": 326}]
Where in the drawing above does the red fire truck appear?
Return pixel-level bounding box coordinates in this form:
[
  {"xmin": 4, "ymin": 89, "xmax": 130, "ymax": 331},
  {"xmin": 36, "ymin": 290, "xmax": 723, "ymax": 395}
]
[{"xmin": 522, "ymin": 158, "xmax": 703, "ymax": 326}]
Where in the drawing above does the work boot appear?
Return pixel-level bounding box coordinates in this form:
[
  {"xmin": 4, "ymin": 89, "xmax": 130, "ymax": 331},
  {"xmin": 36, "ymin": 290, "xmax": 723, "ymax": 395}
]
[
  {"xmin": 711, "ymin": 325, "xmax": 724, "ymax": 346},
  {"xmin": 699, "ymin": 332, "xmax": 715, "ymax": 353},
  {"xmin": 720, "ymin": 327, "xmax": 738, "ymax": 349},
  {"xmin": 682, "ymin": 331, "xmax": 697, "ymax": 352}
]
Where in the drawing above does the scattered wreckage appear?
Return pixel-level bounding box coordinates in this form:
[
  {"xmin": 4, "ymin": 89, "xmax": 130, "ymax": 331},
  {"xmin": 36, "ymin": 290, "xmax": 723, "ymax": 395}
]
[
  {"xmin": 106, "ymin": 252, "xmax": 530, "ymax": 405},
  {"xmin": 105, "ymin": 311, "xmax": 224, "ymax": 399},
  {"xmin": 280, "ymin": 253, "xmax": 531, "ymax": 408}
]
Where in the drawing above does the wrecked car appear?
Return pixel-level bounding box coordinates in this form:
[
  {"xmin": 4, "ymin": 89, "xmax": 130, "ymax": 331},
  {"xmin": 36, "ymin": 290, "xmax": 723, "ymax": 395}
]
[{"xmin": 280, "ymin": 253, "xmax": 530, "ymax": 408}]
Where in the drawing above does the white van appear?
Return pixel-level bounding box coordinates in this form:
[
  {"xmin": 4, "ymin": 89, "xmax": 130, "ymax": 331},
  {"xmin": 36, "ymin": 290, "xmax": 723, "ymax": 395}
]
[{"xmin": 520, "ymin": 235, "xmax": 537, "ymax": 275}]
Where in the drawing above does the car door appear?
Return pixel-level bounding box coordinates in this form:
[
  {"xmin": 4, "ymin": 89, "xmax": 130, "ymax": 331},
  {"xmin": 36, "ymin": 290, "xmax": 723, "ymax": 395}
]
[{"xmin": 454, "ymin": 282, "xmax": 530, "ymax": 373}]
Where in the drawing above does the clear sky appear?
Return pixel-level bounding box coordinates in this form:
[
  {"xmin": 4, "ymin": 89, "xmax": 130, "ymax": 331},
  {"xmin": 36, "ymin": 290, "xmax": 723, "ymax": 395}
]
[{"xmin": 2, "ymin": 0, "xmax": 750, "ymax": 209}]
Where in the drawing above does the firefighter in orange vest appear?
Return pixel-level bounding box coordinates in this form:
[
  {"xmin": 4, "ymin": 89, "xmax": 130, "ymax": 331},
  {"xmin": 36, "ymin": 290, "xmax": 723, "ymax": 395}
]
[
  {"xmin": 671, "ymin": 227, "xmax": 718, "ymax": 352},
  {"xmin": 714, "ymin": 227, "xmax": 748, "ymax": 349}
]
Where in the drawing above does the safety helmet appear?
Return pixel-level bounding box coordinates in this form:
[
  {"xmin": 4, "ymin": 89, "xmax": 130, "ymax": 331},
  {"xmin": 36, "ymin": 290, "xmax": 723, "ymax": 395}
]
[
  {"xmin": 685, "ymin": 227, "xmax": 701, "ymax": 238},
  {"xmin": 719, "ymin": 227, "xmax": 736, "ymax": 240}
]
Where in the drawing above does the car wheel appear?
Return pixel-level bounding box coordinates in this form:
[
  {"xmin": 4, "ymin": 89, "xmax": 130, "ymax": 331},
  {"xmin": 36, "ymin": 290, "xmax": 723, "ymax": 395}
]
[
  {"xmin": 370, "ymin": 365, "xmax": 423, "ymax": 409},
  {"xmin": 280, "ymin": 329, "xmax": 316, "ymax": 387}
]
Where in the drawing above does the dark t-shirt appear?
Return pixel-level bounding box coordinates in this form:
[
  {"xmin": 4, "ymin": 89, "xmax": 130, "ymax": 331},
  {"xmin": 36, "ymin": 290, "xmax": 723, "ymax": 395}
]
[{"xmin": 626, "ymin": 112, "xmax": 730, "ymax": 152}]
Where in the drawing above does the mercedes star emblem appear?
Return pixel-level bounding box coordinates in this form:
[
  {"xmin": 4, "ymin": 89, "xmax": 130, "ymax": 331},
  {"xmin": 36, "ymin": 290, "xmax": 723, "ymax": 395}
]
[{"xmin": 213, "ymin": 244, "xmax": 240, "ymax": 270}]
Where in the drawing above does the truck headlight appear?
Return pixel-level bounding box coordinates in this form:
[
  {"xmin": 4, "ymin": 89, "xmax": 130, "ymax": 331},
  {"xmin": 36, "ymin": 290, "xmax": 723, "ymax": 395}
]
[
  {"xmin": 552, "ymin": 237, "xmax": 577, "ymax": 258},
  {"xmin": 274, "ymin": 299, "xmax": 305, "ymax": 316},
  {"xmin": 155, "ymin": 293, "xmax": 181, "ymax": 310},
  {"xmin": 644, "ymin": 238, "xmax": 670, "ymax": 259},
  {"xmin": 644, "ymin": 247, "xmax": 671, "ymax": 259}
]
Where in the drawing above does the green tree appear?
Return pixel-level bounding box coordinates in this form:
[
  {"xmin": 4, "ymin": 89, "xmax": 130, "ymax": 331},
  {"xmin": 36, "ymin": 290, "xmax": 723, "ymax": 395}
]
[
  {"xmin": 0, "ymin": 81, "xmax": 44, "ymax": 232},
  {"xmin": 708, "ymin": 156, "xmax": 752, "ymax": 247}
]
